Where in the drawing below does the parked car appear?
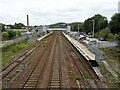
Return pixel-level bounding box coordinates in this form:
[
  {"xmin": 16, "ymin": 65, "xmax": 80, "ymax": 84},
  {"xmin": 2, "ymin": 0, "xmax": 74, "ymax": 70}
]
[
  {"xmin": 88, "ymin": 40, "xmax": 97, "ymax": 45},
  {"xmin": 98, "ymin": 38, "xmax": 107, "ymax": 41}
]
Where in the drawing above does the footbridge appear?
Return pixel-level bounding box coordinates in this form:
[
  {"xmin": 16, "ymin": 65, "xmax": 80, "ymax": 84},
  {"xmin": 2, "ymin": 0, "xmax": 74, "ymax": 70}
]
[{"xmin": 47, "ymin": 28, "xmax": 67, "ymax": 31}]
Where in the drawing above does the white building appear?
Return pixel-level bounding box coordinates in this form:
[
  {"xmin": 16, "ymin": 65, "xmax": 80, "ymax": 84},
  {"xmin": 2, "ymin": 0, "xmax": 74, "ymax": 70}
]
[
  {"xmin": 43, "ymin": 25, "xmax": 49, "ymax": 33},
  {"xmin": 67, "ymin": 26, "xmax": 71, "ymax": 33},
  {"xmin": 118, "ymin": 1, "xmax": 120, "ymax": 13}
]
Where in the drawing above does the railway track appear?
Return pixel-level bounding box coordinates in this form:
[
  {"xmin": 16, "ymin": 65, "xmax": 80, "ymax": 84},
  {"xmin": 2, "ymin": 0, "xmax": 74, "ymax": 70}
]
[
  {"xmin": 11, "ymin": 33, "xmax": 56, "ymax": 89},
  {"xmin": 1, "ymin": 33, "xmax": 53, "ymax": 81},
  {"xmin": 70, "ymin": 43, "xmax": 103, "ymax": 88},
  {"xmin": 4, "ymin": 31, "xmax": 104, "ymax": 89},
  {"xmin": 62, "ymin": 37, "xmax": 90, "ymax": 88},
  {"xmin": 1, "ymin": 36, "xmax": 55, "ymax": 88},
  {"xmin": 48, "ymin": 33, "xmax": 61, "ymax": 89},
  {"xmin": 1, "ymin": 44, "xmax": 40, "ymax": 80},
  {"xmin": 62, "ymin": 33, "xmax": 103, "ymax": 88}
]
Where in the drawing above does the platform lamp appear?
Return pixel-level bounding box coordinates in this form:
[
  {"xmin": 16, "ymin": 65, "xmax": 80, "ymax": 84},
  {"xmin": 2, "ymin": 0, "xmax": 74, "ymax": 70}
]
[
  {"xmin": 92, "ymin": 20, "xmax": 95, "ymax": 44},
  {"xmin": 78, "ymin": 24, "xmax": 79, "ymax": 33}
]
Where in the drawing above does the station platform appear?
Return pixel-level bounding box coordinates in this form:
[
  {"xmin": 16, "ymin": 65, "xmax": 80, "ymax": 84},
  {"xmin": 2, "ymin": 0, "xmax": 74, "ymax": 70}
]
[
  {"xmin": 37, "ymin": 31, "xmax": 53, "ymax": 41},
  {"xmin": 63, "ymin": 32, "xmax": 95, "ymax": 60},
  {"xmin": 63, "ymin": 32, "xmax": 105, "ymax": 81}
]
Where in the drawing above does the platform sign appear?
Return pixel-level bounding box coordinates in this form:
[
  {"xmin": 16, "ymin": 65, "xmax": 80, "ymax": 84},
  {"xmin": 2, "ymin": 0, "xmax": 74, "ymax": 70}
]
[{"xmin": 19, "ymin": 65, "xmax": 25, "ymax": 72}]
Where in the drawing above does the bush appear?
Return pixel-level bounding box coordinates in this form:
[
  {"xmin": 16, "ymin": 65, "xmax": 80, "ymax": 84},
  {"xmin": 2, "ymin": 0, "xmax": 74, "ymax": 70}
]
[
  {"xmin": 95, "ymin": 32, "xmax": 99, "ymax": 38},
  {"xmin": 75, "ymin": 76, "xmax": 81, "ymax": 81},
  {"xmin": 108, "ymin": 33, "xmax": 114, "ymax": 39},
  {"xmin": 100, "ymin": 28, "xmax": 111, "ymax": 38},
  {"xmin": 7, "ymin": 30, "xmax": 16, "ymax": 39},
  {"xmin": 95, "ymin": 28, "xmax": 115, "ymax": 39},
  {"xmin": 16, "ymin": 70, "xmax": 20, "ymax": 73},
  {"xmin": 2, "ymin": 32, "xmax": 9, "ymax": 41},
  {"xmin": 16, "ymin": 30, "xmax": 21, "ymax": 36}
]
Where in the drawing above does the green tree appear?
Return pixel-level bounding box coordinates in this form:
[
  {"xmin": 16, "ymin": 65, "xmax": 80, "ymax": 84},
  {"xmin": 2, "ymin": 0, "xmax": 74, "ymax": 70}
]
[
  {"xmin": 0, "ymin": 23, "xmax": 6, "ymax": 32},
  {"xmin": 7, "ymin": 30, "xmax": 16, "ymax": 39},
  {"xmin": 84, "ymin": 18, "xmax": 93, "ymax": 33},
  {"xmin": 100, "ymin": 28, "xmax": 111, "ymax": 38},
  {"xmin": 49, "ymin": 22, "xmax": 67, "ymax": 28},
  {"xmin": 13, "ymin": 23, "xmax": 25, "ymax": 29},
  {"xmin": 83, "ymin": 14, "xmax": 108, "ymax": 33},
  {"xmin": 69, "ymin": 22, "xmax": 84, "ymax": 32},
  {"xmin": 109, "ymin": 13, "xmax": 120, "ymax": 34},
  {"xmin": 95, "ymin": 28, "xmax": 115, "ymax": 39},
  {"xmin": 2, "ymin": 32, "xmax": 9, "ymax": 41}
]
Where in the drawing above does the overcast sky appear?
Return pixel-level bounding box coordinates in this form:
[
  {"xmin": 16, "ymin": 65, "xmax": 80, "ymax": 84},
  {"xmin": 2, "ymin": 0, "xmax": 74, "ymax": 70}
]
[{"xmin": 0, "ymin": 0, "xmax": 119, "ymax": 25}]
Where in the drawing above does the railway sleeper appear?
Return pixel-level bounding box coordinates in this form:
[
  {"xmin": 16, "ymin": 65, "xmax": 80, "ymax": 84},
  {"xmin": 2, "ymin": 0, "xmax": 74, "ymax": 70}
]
[
  {"xmin": 51, "ymin": 80, "xmax": 59, "ymax": 83},
  {"xmin": 50, "ymin": 85, "xmax": 60, "ymax": 88},
  {"xmin": 51, "ymin": 82, "xmax": 60, "ymax": 85},
  {"xmin": 24, "ymin": 85, "xmax": 35, "ymax": 88},
  {"xmin": 52, "ymin": 76, "xmax": 60, "ymax": 78},
  {"xmin": 27, "ymin": 79, "xmax": 37, "ymax": 82}
]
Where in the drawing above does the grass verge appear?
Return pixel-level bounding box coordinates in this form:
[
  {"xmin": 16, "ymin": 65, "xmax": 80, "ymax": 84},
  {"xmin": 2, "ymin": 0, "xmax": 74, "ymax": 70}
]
[
  {"xmin": 100, "ymin": 47, "xmax": 120, "ymax": 88},
  {"xmin": 1, "ymin": 40, "xmax": 37, "ymax": 64}
]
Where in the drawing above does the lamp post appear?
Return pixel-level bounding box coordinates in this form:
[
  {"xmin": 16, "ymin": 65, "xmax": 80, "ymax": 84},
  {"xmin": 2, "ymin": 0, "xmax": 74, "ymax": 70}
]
[
  {"xmin": 71, "ymin": 25, "xmax": 73, "ymax": 31},
  {"xmin": 92, "ymin": 20, "xmax": 95, "ymax": 44},
  {"xmin": 78, "ymin": 24, "xmax": 79, "ymax": 33}
]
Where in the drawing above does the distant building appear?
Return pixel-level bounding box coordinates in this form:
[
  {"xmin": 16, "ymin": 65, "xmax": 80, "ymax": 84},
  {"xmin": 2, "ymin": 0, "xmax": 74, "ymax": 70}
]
[
  {"xmin": 67, "ymin": 26, "xmax": 71, "ymax": 33},
  {"xmin": 5, "ymin": 25, "xmax": 11, "ymax": 29},
  {"xmin": 118, "ymin": 1, "xmax": 120, "ymax": 13}
]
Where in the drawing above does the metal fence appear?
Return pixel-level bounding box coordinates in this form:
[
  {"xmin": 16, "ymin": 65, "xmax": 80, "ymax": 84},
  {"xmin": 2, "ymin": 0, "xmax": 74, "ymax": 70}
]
[{"xmin": 88, "ymin": 44, "xmax": 107, "ymax": 64}]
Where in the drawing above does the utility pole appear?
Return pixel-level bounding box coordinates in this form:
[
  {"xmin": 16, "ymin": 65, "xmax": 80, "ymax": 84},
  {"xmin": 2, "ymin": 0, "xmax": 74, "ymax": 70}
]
[
  {"xmin": 92, "ymin": 20, "xmax": 95, "ymax": 44},
  {"xmin": 78, "ymin": 24, "xmax": 79, "ymax": 33},
  {"xmin": 71, "ymin": 25, "xmax": 73, "ymax": 31}
]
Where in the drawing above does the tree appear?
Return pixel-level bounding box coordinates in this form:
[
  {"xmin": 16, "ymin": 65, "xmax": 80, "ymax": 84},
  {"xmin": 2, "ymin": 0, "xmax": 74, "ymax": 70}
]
[
  {"xmin": 100, "ymin": 28, "xmax": 111, "ymax": 38},
  {"xmin": 13, "ymin": 23, "xmax": 25, "ymax": 29},
  {"xmin": 109, "ymin": 13, "xmax": 120, "ymax": 34},
  {"xmin": 49, "ymin": 22, "xmax": 67, "ymax": 28},
  {"xmin": 84, "ymin": 18, "xmax": 93, "ymax": 33},
  {"xmin": 0, "ymin": 23, "xmax": 6, "ymax": 32},
  {"xmin": 69, "ymin": 22, "xmax": 84, "ymax": 32},
  {"xmin": 83, "ymin": 14, "xmax": 108, "ymax": 33},
  {"xmin": 95, "ymin": 28, "xmax": 116, "ymax": 40},
  {"xmin": 7, "ymin": 30, "xmax": 16, "ymax": 39},
  {"xmin": 2, "ymin": 32, "xmax": 9, "ymax": 41}
]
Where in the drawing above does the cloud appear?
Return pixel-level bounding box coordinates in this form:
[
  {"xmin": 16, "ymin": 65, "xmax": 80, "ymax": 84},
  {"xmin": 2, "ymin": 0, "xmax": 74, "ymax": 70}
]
[{"xmin": 0, "ymin": 0, "xmax": 119, "ymax": 25}]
